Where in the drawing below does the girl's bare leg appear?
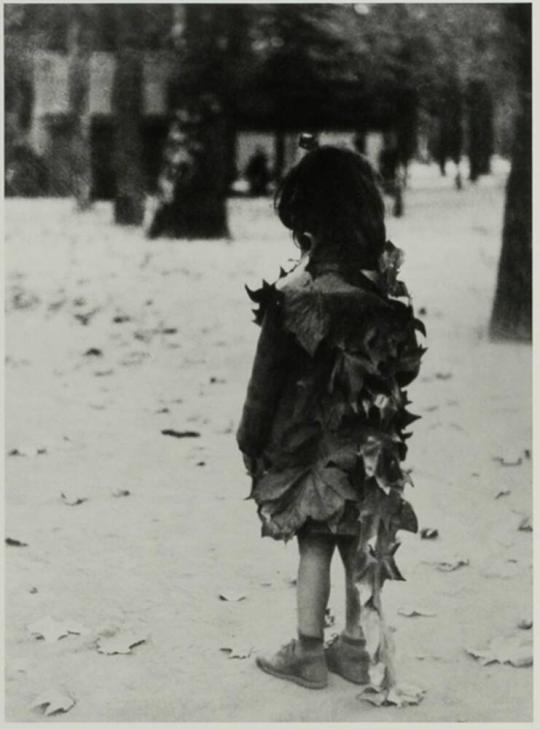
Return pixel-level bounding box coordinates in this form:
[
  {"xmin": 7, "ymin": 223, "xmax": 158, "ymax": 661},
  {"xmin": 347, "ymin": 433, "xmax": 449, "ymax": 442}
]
[
  {"xmin": 296, "ymin": 532, "xmax": 335, "ymax": 649},
  {"xmin": 337, "ymin": 536, "xmax": 364, "ymax": 640}
]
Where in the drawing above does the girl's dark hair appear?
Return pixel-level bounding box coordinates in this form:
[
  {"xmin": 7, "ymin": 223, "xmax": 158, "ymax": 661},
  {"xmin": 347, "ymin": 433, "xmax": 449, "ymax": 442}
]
[{"xmin": 275, "ymin": 145, "xmax": 386, "ymax": 268}]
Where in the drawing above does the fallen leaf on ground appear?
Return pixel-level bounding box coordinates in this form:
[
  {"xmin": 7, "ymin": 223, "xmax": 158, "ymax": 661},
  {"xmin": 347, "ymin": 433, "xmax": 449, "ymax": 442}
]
[
  {"xmin": 218, "ymin": 591, "xmax": 246, "ymax": 602},
  {"xmin": 32, "ymin": 689, "xmax": 75, "ymax": 716},
  {"xmin": 94, "ymin": 369, "xmax": 114, "ymax": 377},
  {"xmin": 420, "ymin": 528, "xmax": 439, "ymax": 539},
  {"xmin": 467, "ymin": 632, "xmax": 533, "ymax": 667},
  {"xmin": 8, "ymin": 445, "xmax": 47, "ymax": 457},
  {"xmin": 430, "ymin": 557, "xmax": 469, "ymax": 572},
  {"xmin": 6, "ymin": 537, "xmax": 28, "ymax": 547},
  {"xmin": 112, "ymin": 315, "xmax": 131, "ymax": 323},
  {"xmin": 112, "ymin": 489, "xmax": 130, "ymax": 498},
  {"xmin": 357, "ymin": 683, "xmax": 426, "ymax": 707},
  {"xmin": 161, "ymin": 429, "xmax": 200, "ymax": 439},
  {"xmin": 517, "ymin": 618, "xmax": 532, "ymax": 630},
  {"xmin": 435, "ymin": 372, "xmax": 452, "ymax": 380},
  {"xmin": 518, "ymin": 516, "xmax": 532, "ymax": 532},
  {"xmin": 30, "ymin": 586, "xmax": 39, "ymax": 594},
  {"xmin": 495, "ymin": 489, "xmax": 511, "ymax": 499},
  {"xmin": 220, "ymin": 644, "xmax": 252, "ymax": 659},
  {"xmin": 61, "ymin": 492, "xmax": 88, "ymax": 506},
  {"xmin": 492, "ymin": 456, "xmax": 522, "ymax": 467},
  {"xmin": 97, "ymin": 631, "xmax": 147, "ymax": 655},
  {"xmin": 84, "ymin": 347, "xmax": 102, "ymax": 357},
  {"xmin": 398, "ymin": 607, "xmax": 436, "ymax": 618},
  {"xmin": 27, "ymin": 616, "xmax": 87, "ymax": 643}
]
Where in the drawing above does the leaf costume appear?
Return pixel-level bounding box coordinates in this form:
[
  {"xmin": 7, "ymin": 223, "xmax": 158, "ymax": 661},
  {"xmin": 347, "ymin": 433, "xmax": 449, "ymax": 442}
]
[
  {"xmin": 238, "ymin": 242, "xmax": 426, "ymax": 700},
  {"xmin": 238, "ymin": 242, "xmax": 425, "ymax": 546}
]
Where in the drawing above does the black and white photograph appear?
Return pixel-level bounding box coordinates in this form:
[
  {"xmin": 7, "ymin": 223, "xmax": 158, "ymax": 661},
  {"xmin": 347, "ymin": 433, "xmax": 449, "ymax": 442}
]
[{"xmin": 4, "ymin": 2, "xmax": 533, "ymax": 722}]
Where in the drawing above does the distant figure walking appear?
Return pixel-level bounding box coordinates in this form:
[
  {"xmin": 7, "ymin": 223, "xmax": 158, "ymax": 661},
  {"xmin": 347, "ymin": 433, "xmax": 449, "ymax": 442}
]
[
  {"xmin": 237, "ymin": 141, "xmax": 425, "ymax": 693},
  {"xmin": 245, "ymin": 147, "xmax": 270, "ymax": 197}
]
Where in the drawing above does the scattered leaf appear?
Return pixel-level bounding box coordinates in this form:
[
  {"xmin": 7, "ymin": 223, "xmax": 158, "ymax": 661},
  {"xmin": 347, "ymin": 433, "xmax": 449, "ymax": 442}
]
[
  {"xmin": 97, "ymin": 631, "xmax": 147, "ymax": 655},
  {"xmin": 6, "ymin": 537, "xmax": 28, "ymax": 547},
  {"xmin": 94, "ymin": 369, "xmax": 114, "ymax": 377},
  {"xmin": 435, "ymin": 372, "xmax": 452, "ymax": 380},
  {"xmin": 156, "ymin": 407, "xmax": 170, "ymax": 414},
  {"xmin": 420, "ymin": 528, "xmax": 438, "ymax": 540},
  {"xmin": 517, "ymin": 618, "xmax": 532, "ymax": 630},
  {"xmin": 84, "ymin": 348, "xmax": 102, "ymax": 357},
  {"xmin": 112, "ymin": 489, "xmax": 130, "ymax": 498},
  {"xmin": 196, "ymin": 461, "xmax": 206, "ymax": 467},
  {"xmin": 430, "ymin": 557, "xmax": 469, "ymax": 572},
  {"xmin": 492, "ymin": 456, "xmax": 522, "ymax": 467},
  {"xmin": 495, "ymin": 489, "xmax": 511, "ymax": 500},
  {"xmin": 220, "ymin": 643, "xmax": 252, "ymax": 659},
  {"xmin": 219, "ymin": 591, "xmax": 246, "ymax": 602},
  {"xmin": 8, "ymin": 445, "xmax": 47, "ymax": 457},
  {"xmin": 32, "ymin": 689, "xmax": 75, "ymax": 716},
  {"xmin": 518, "ymin": 516, "xmax": 532, "ymax": 532},
  {"xmin": 112, "ymin": 315, "xmax": 131, "ymax": 324},
  {"xmin": 161, "ymin": 327, "xmax": 178, "ymax": 335},
  {"xmin": 27, "ymin": 616, "xmax": 87, "ymax": 643},
  {"xmin": 30, "ymin": 586, "xmax": 39, "ymax": 594},
  {"xmin": 397, "ymin": 607, "xmax": 436, "ymax": 618},
  {"xmin": 161, "ymin": 429, "xmax": 200, "ymax": 439},
  {"xmin": 467, "ymin": 632, "xmax": 532, "ymax": 667},
  {"xmin": 61, "ymin": 492, "xmax": 88, "ymax": 507}
]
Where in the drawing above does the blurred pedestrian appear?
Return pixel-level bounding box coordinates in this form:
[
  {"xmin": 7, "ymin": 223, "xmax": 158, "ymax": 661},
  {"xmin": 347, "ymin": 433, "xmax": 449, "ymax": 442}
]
[
  {"xmin": 245, "ymin": 146, "xmax": 270, "ymax": 197},
  {"xmin": 237, "ymin": 140, "xmax": 425, "ymax": 690}
]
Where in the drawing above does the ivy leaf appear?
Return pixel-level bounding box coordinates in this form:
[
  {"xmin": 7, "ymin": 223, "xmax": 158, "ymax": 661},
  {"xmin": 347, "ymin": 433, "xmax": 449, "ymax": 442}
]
[
  {"xmin": 32, "ymin": 689, "xmax": 75, "ymax": 716},
  {"xmin": 282, "ymin": 273, "xmax": 329, "ymax": 355}
]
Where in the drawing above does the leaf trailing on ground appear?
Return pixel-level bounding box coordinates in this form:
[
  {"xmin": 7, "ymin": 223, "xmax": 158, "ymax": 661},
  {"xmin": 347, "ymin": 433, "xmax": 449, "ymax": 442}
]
[
  {"xmin": 112, "ymin": 489, "xmax": 131, "ymax": 498},
  {"xmin": 420, "ymin": 528, "xmax": 438, "ymax": 539},
  {"xmin": 218, "ymin": 590, "xmax": 247, "ymax": 602},
  {"xmin": 397, "ymin": 607, "xmax": 436, "ymax": 618},
  {"xmin": 220, "ymin": 643, "xmax": 253, "ymax": 659},
  {"xmin": 161, "ymin": 429, "xmax": 201, "ymax": 439},
  {"xmin": 97, "ymin": 631, "xmax": 147, "ymax": 655},
  {"xmin": 6, "ymin": 537, "xmax": 28, "ymax": 547},
  {"xmin": 357, "ymin": 682, "xmax": 426, "ymax": 707},
  {"xmin": 27, "ymin": 616, "xmax": 87, "ymax": 643},
  {"xmin": 32, "ymin": 689, "xmax": 76, "ymax": 716},
  {"xmin": 61, "ymin": 492, "xmax": 88, "ymax": 507},
  {"xmin": 466, "ymin": 632, "xmax": 533, "ymax": 667}
]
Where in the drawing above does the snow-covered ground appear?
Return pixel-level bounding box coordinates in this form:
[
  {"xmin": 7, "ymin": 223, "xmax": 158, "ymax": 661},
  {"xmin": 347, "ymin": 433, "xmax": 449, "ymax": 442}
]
[{"xmin": 5, "ymin": 161, "xmax": 532, "ymax": 721}]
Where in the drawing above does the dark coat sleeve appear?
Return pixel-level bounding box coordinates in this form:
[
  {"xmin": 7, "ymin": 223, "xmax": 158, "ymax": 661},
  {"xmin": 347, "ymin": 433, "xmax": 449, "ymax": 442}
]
[{"xmin": 236, "ymin": 300, "xmax": 293, "ymax": 458}]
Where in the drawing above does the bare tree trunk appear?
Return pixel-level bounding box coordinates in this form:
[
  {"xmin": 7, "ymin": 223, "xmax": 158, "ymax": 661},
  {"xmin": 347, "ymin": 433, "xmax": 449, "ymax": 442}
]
[
  {"xmin": 148, "ymin": 5, "xmax": 229, "ymax": 239},
  {"xmin": 67, "ymin": 8, "xmax": 92, "ymax": 211},
  {"xmin": 489, "ymin": 6, "xmax": 531, "ymax": 341},
  {"xmin": 112, "ymin": 7, "xmax": 145, "ymax": 225}
]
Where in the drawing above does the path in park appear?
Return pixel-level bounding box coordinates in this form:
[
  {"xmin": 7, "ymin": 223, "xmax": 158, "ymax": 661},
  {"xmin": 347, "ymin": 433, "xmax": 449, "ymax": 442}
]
[{"xmin": 5, "ymin": 161, "xmax": 532, "ymax": 721}]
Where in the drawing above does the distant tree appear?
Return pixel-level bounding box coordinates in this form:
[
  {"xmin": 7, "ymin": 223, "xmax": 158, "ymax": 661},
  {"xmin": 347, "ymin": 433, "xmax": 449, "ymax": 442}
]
[
  {"xmin": 466, "ymin": 79, "xmax": 494, "ymax": 181},
  {"xmin": 490, "ymin": 5, "xmax": 531, "ymax": 341},
  {"xmin": 112, "ymin": 5, "xmax": 145, "ymax": 225},
  {"xmin": 67, "ymin": 6, "xmax": 93, "ymax": 210}
]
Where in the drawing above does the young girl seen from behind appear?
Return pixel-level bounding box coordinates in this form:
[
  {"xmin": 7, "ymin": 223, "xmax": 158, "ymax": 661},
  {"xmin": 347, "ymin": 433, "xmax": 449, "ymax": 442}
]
[{"xmin": 237, "ymin": 142, "xmax": 425, "ymax": 691}]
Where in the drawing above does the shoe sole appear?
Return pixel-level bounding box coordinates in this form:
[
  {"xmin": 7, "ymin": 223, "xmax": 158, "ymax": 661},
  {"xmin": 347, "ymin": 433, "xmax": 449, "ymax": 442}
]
[{"xmin": 256, "ymin": 657, "xmax": 327, "ymax": 690}]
